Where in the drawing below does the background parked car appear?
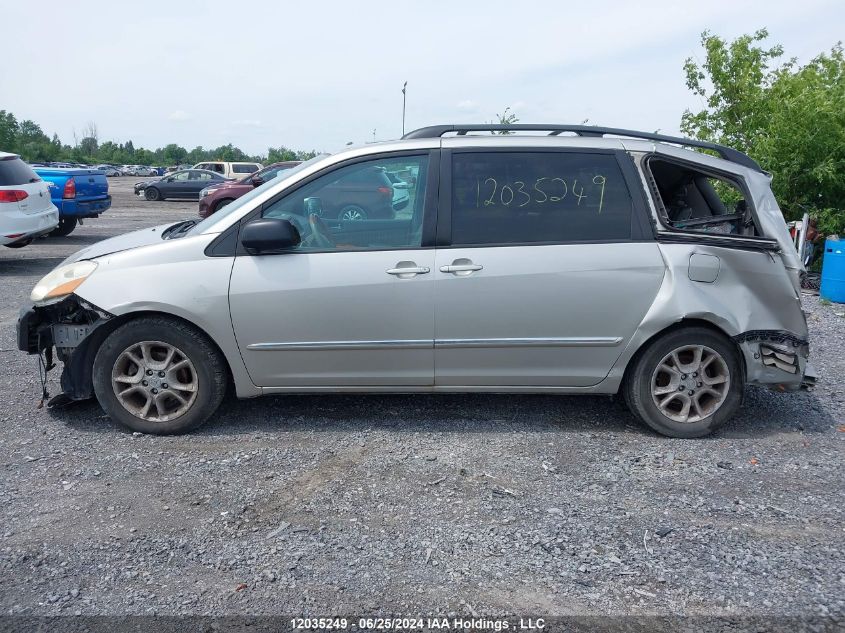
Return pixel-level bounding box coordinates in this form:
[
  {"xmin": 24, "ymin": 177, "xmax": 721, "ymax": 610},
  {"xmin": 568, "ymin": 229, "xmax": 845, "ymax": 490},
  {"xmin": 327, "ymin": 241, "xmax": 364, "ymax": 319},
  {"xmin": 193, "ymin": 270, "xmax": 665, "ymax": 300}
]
[
  {"xmin": 135, "ymin": 169, "xmax": 230, "ymax": 201},
  {"xmin": 385, "ymin": 170, "xmax": 410, "ymax": 211},
  {"xmin": 133, "ymin": 166, "xmax": 156, "ymax": 177},
  {"xmin": 198, "ymin": 161, "xmax": 301, "ymax": 217},
  {"xmin": 0, "ymin": 152, "xmax": 59, "ymax": 248},
  {"xmin": 95, "ymin": 164, "xmax": 121, "ymax": 177},
  {"xmin": 302, "ymin": 164, "xmax": 396, "ymax": 220},
  {"xmin": 33, "ymin": 165, "xmax": 111, "ymax": 236},
  {"xmin": 192, "ymin": 161, "xmax": 263, "ymax": 179}
]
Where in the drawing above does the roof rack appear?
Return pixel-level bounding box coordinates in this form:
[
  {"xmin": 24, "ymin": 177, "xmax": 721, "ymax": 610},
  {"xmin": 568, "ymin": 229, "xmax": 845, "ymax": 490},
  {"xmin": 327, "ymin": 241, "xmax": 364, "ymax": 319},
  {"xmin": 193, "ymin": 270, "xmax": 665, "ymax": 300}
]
[{"xmin": 401, "ymin": 124, "xmax": 762, "ymax": 172}]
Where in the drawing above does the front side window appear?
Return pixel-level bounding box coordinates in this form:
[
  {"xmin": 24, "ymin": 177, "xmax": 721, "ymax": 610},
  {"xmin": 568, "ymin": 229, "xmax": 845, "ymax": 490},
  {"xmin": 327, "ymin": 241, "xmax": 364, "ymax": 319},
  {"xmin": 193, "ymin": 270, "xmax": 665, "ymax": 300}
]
[
  {"xmin": 171, "ymin": 171, "xmax": 190, "ymax": 181},
  {"xmin": 262, "ymin": 154, "xmax": 429, "ymax": 252},
  {"xmin": 450, "ymin": 152, "xmax": 633, "ymax": 245}
]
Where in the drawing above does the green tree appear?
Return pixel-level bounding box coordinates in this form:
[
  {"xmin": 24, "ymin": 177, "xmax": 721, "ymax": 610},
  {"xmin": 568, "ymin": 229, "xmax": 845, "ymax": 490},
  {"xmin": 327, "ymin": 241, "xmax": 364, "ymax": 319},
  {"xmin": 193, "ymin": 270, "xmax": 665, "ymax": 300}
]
[
  {"xmin": 489, "ymin": 107, "xmax": 520, "ymax": 134},
  {"xmin": 134, "ymin": 148, "xmax": 155, "ymax": 165},
  {"xmin": 0, "ymin": 110, "xmax": 19, "ymax": 151},
  {"xmin": 681, "ymin": 29, "xmax": 845, "ymax": 234},
  {"xmin": 267, "ymin": 146, "xmax": 298, "ymax": 162},
  {"xmin": 187, "ymin": 146, "xmax": 207, "ymax": 164},
  {"xmin": 162, "ymin": 143, "xmax": 188, "ymax": 165}
]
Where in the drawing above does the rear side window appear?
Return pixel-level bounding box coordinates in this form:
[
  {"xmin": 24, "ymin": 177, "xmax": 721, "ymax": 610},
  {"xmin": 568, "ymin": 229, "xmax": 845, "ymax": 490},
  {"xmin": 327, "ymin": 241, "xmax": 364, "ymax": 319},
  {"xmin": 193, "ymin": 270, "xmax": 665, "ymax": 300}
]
[
  {"xmin": 0, "ymin": 158, "xmax": 39, "ymax": 186},
  {"xmin": 648, "ymin": 158, "xmax": 759, "ymax": 237},
  {"xmin": 450, "ymin": 152, "xmax": 633, "ymax": 245},
  {"xmin": 233, "ymin": 164, "xmax": 258, "ymax": 174}
]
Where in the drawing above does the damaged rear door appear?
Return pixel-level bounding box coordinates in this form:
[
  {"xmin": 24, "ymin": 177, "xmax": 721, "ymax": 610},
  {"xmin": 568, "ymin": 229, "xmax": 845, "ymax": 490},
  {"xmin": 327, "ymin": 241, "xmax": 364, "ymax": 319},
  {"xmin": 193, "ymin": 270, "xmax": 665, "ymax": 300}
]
[{"xmin": 433, "ymin": 146, "xmax": 665, "ymax": 387}]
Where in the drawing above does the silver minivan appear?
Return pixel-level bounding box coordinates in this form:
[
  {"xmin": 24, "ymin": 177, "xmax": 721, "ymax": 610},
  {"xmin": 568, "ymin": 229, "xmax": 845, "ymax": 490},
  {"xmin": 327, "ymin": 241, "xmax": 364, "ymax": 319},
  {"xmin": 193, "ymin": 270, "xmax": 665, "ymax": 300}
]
[{"xmin": 17, "ymin": 124, "xmax": 814, "ymax": 437}]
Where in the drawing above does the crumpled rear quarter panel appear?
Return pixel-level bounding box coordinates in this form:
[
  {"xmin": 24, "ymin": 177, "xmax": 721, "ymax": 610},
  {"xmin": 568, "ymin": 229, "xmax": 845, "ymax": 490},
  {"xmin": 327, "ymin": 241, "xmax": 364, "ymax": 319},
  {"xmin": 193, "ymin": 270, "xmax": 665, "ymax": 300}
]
[{"xmin": 612, "ymin": 243, "xmax": 809, "ymax": 387}]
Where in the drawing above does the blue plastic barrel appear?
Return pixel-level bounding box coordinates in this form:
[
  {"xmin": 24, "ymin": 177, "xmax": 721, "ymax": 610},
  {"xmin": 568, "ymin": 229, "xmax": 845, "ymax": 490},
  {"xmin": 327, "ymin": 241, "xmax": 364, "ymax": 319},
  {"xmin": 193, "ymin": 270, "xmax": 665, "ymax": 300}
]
[{"xmin": 820, "ymin": 237, "xmax": 845, "ymax": 303}]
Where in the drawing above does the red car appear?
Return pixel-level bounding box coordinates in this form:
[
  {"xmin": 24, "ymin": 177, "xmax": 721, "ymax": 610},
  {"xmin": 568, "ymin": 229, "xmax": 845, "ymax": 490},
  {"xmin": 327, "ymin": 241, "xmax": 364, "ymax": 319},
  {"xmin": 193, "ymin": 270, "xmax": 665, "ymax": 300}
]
[{"xmin": 198, "ymin": 161, "xmax": 300, "ymax": 218}]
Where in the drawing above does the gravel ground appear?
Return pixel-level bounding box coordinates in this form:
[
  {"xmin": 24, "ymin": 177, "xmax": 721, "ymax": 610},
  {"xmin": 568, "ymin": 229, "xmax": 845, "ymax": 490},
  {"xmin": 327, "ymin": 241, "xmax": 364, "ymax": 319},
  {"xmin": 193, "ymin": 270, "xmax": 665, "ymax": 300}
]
[{"xmin": 0, "ymin": 178, "xmax": 843, "ymax": 622}]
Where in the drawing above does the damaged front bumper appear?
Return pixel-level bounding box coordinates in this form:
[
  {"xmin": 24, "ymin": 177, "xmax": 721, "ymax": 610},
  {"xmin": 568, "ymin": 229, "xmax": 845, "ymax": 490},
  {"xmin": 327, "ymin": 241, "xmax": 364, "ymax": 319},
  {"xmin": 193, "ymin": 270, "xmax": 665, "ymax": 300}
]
[
  {"xmin": 733, "ymin": 330, "xmax": 815, "ymax": 391},
  {"xmin": 17, "ymin": 295, "xmax": 113, "ymax": 400}
]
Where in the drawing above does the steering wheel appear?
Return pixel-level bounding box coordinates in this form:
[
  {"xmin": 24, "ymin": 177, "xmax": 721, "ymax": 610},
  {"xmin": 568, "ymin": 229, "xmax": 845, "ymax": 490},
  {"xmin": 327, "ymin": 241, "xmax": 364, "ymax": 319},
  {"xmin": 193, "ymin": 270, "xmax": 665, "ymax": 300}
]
[{"xmin": 308, "ymin": 213, "xmax": 336, "ymax": 249}]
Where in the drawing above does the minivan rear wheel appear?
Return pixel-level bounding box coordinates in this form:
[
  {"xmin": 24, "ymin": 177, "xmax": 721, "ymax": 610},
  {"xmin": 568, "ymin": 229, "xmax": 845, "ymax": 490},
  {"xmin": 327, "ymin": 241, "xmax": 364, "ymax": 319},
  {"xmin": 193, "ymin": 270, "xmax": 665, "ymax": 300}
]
[
  {"xmin": 92, "ymin": 317, "xmax": 227, "ymax": 434},
  {"xmin": 624, "ymin": 326, "xmax": 742, "ymax": 438}
]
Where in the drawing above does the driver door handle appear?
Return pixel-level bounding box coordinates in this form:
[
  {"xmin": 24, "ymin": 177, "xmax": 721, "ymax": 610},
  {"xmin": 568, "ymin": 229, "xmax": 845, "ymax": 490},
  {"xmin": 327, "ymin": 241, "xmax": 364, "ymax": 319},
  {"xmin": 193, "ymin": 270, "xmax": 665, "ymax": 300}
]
[{"xmin": 386, "ymin": 262, "xmax": 430, "ymax": 278}]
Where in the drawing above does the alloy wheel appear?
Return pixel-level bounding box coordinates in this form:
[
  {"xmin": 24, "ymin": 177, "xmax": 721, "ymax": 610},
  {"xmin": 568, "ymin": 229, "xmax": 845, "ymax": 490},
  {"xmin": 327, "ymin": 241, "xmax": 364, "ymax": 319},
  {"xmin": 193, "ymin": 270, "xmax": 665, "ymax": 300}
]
[
  {"xmin": 650, "ymin": 344, "xmax": 730, "ymax": 423},
  {"xmin": 339, "ymin": 206, "xmax": 366, "ymax": 221},
  {"xmin": 111, "ymin": 341, "xmax": 198, "ymax": 422}
]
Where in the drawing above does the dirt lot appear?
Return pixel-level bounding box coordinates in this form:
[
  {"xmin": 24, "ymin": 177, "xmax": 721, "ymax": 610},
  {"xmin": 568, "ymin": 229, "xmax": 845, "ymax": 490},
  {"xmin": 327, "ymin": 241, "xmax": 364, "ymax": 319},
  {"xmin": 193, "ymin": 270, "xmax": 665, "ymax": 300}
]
[{"xmin": 0, "ymin": 177, "xmax": 843, "ymax": 624}]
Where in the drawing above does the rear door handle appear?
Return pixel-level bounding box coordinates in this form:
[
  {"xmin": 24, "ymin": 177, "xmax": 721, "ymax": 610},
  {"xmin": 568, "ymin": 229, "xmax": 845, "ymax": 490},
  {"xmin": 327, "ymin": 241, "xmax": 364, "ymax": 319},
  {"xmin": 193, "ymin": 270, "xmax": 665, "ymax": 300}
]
[
  {"xmin": 439, "ymin": 259, "xmax": 483, "ymax": 275},
  {"xmin": 386, "ymin": 261, "xmax": 430, "ymax": 278}
]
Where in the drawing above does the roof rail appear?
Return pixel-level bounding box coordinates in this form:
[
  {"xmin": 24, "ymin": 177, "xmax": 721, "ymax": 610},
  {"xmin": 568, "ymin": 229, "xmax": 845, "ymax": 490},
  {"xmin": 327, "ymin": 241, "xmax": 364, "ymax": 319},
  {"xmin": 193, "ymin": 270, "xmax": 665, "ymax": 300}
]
[{"xmin": 401, "ymin": 124, "xmax": 762, "ymax": 172}]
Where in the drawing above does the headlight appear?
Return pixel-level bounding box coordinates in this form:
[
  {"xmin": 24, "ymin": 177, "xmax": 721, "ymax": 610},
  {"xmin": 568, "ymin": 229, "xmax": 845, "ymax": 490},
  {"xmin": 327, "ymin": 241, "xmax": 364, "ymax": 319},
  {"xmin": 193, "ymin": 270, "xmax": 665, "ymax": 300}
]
[
  {"xmin": 30, "ymin": 261, "xmax": 98, "ymax": 304},
  {"xmin": 200, "ymin": 189, "xmax": 211, "ymax": 197}
]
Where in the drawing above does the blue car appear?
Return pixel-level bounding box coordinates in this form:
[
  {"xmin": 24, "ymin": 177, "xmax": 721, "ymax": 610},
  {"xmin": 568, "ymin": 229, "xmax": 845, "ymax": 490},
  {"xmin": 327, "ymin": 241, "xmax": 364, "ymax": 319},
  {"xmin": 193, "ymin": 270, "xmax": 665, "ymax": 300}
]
[{"xmin": 33, "ymin": 167, "xmax": 111, "ymax": 236}]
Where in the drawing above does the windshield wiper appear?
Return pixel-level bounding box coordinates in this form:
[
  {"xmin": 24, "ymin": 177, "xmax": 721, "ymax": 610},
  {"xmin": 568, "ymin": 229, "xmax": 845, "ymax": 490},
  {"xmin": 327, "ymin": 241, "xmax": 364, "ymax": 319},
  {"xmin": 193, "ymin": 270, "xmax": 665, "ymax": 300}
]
[{"xmin": 162, "ymin": 219, "xmax": 199, "ymax": 239}]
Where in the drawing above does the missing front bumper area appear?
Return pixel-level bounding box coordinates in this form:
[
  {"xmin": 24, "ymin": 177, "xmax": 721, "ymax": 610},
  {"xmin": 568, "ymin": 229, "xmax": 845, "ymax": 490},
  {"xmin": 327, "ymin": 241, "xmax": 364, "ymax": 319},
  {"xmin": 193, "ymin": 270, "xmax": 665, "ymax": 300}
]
[{"xmin": 17, "ymin": 296, "xmax": 113, "ymax": 401}]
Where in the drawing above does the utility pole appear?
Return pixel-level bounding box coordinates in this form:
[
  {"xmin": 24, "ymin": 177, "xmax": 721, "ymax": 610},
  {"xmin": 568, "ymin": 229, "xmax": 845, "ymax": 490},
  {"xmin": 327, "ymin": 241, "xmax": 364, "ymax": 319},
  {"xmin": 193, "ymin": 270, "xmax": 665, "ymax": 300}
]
[{"xmin": 402, "ymin": 81, "xmax": 408, "ymax": 136}]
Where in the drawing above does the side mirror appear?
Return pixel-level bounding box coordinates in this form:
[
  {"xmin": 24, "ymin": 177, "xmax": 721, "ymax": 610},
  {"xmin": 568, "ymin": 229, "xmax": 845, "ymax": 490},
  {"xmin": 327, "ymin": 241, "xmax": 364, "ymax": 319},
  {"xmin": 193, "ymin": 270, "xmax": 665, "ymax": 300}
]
[
  {"xmin": 241, "ymin": 218, "xmax": 301, "ymax": 254},
  {"xmin": 165, "ymin": 177, "xmax": 174, "ymax": 183},
  {"xmin": 250, "ymin": 176, "xmax": 264, "ymax": 187}
]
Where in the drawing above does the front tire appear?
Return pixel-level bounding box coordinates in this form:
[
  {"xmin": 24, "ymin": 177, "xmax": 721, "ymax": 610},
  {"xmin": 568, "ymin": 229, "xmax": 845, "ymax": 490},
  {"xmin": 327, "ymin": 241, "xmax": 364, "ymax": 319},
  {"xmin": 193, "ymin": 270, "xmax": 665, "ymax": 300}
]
[
  {"xmin": 623, "ymin": 326, "xmax": 742, "ymax": 438},
  {"xmin": 213, "ymin": 198, "xmax": 234, "ymax": 213},
  {"xmin": 49, "ymin": 216, "xmax": 77, "ymax": 237},
  {"xmin": 92, "ymin": 317, "xmax": 227, "ymax": 434},
  {"xmin": 145, "ymin": 187, "xmax": 161, "ymax": 201}
]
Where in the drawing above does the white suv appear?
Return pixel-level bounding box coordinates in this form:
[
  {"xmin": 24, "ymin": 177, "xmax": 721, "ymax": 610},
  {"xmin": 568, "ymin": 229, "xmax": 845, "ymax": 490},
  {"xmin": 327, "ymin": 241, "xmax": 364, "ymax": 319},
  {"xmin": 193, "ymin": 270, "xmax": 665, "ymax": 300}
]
[{"xmin": 0, "ymin": 152, "xmax": 59, "ymax": 248}]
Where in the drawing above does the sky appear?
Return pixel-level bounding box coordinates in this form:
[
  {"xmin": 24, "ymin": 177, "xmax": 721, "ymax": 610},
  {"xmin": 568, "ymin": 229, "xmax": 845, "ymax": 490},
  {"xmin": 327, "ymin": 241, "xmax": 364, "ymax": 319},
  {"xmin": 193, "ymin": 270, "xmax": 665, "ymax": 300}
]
[{"xmin": 1, "ymin": 0, "xmax": 843, "ymax": 156}]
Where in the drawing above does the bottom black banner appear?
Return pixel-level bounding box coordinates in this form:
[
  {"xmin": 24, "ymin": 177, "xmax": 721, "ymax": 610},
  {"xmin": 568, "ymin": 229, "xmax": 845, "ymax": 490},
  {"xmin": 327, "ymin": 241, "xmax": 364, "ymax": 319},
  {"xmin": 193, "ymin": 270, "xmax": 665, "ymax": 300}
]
[{"xmin": 0, "ymin": 616, "xmax": 841, "ymax": 633}]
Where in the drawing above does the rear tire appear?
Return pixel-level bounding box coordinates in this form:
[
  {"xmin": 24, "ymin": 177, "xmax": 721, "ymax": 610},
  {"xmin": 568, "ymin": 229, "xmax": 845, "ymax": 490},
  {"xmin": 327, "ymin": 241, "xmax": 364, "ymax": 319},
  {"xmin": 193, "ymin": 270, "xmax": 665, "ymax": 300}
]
[
  {"xmin": 145, "ymin": 187, "xmax": 161, "ymax": 201},
  {"xmin": 92, "ymin": 317, "xmax": 228, "ymax": 434},
  {"xmin": 49, "ymin": 217, "xmax": 77, "ymax": 237},
  {"xmin": 4, "ymin": 239, "xmax": 32, "ymax": 249},
  {"xmin": 338, "ymin": 204, "xmax": 368, "ymax": 221},
  {"xmin": 623, "ymin": 326, "xmax": 743, "ymax": 438}
]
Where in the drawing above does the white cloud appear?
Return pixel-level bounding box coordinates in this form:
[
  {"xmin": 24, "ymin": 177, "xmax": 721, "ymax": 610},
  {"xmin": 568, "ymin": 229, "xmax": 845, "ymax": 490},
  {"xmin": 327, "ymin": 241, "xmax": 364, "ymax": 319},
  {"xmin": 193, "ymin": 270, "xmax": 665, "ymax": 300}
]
[
  {"xmin": 233, "ymin": 119, "xmax": 263, "ymax": 127},
  {"xmin": 168, "ymin": 110, "xmax": 190, "ymax": 121},
  {"xmin": 456, "ymin": 100, "xmax": 478, "ymax": 111}
]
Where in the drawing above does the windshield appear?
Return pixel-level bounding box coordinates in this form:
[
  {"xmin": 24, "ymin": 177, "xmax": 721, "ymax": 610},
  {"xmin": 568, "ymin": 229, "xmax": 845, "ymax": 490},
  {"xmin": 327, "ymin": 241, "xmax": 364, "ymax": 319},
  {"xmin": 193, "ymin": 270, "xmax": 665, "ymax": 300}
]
[{"xmin": 188, "ymin": 154, "xmax": 328, "ymax": 235}]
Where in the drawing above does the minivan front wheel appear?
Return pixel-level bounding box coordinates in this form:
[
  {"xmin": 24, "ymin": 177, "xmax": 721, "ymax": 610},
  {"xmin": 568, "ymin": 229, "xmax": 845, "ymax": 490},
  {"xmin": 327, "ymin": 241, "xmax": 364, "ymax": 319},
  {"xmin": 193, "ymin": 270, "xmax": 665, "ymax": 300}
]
[
  {"xmin": 624, "ymin": 327, "xmax": 742, "ymax": 438},
  {"xmin": 92, "ymin": 317, "xmax": 227, "ymax": 434}
]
